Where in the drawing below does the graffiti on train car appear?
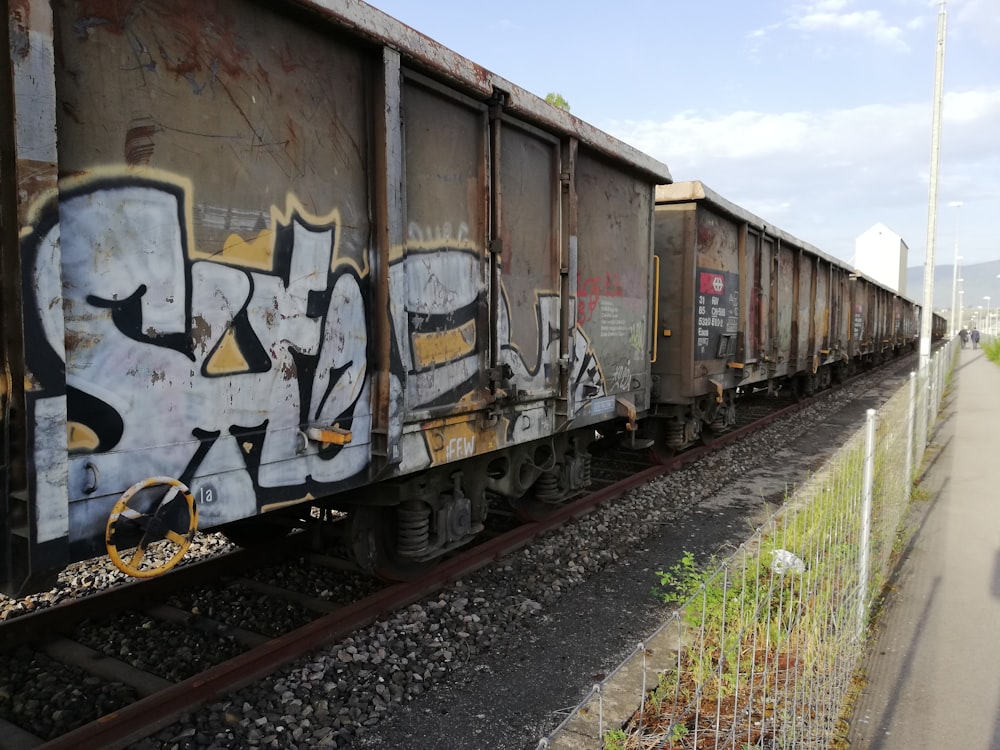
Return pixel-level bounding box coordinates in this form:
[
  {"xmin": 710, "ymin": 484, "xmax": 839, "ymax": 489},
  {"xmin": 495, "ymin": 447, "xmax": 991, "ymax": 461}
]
[
  {"xmin": 20, "ymin": 169, "xmax": 609, "ymax": 535},
  {"xmin": 393, "ymin": 235, "xmax": 606, "ymax": 470},
  {"xmin": 577, "ymin": 272, "xmax": 624, "ymax": 325},
  {"xmin": 21, "ymin": 171, "xmax": 372, "ymax": 529}
]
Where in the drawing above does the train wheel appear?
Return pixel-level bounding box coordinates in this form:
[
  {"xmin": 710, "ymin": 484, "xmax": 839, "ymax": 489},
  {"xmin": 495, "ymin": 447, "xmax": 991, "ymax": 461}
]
[
  {"xmin": 346, "ymin": 505, "xmax": 436, "ymax": 581},
  {"xmin": 105, "ymin": 477, "xmax": 198, "ymax": 579}
]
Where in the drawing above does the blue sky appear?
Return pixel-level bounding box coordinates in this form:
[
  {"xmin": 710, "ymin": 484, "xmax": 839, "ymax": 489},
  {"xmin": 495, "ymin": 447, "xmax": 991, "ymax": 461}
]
[{"xmin": 364, "ymin": 0, "xmax": 998, "ymax": 271}]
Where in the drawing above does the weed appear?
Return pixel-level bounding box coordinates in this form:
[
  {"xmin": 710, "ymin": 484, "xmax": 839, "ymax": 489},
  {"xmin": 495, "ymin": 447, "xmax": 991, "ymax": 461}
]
[
  {"xmin": 985, "ymin": 337, "xmax": 1000, "ymax": 364},
  {"xmin": 602, "ymin": 727, "xmax": 627, "ymax": 750}
]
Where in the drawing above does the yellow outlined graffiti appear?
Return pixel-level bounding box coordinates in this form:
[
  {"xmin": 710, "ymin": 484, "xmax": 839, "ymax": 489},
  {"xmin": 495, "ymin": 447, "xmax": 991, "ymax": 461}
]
[{"xmin": 412, "ymin": 319, "xmax": 478, "ymax": 370}]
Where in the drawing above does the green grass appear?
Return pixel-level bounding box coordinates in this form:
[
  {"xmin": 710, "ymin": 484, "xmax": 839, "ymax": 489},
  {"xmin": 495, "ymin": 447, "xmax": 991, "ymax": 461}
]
[{"xmin": 983, "ymin": 338, "xmax": 1000, "ymax": 364}]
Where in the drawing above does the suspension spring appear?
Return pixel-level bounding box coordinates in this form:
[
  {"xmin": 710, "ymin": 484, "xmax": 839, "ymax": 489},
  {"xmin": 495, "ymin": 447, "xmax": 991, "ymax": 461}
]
[
  {"xmin": 534, "ymin": 472, "xmax": 561, "ymax": 502},
  {"xmin": 396, "ymin": 502, "xmax": 430, "ymax": 556},
  {"xmin": 665, "ymin": 421, "xmax": 686, "ymax": 450}
]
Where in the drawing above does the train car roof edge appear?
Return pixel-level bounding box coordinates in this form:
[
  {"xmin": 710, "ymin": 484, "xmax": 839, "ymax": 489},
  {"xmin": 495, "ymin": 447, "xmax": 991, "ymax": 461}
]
[
  {"xmin": 656, "ymin": 181, "xmax": 923, "ymax": 307},
  {"xmin": 292, "ymin": 0, "xmax": 672, "ymax": 184}
]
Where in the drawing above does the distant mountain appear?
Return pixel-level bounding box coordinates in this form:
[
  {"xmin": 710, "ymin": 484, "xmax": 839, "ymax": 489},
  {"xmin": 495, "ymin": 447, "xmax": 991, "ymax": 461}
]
[{"xmin": 906, "ymin": 260, "xmax": 1000, "ymax": 327}]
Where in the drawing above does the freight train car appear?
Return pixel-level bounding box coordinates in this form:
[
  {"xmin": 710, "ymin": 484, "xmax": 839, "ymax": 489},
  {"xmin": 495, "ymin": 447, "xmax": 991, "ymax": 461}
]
[
  {"xmin": 648, "ymin": 181, "xmax": 926, "ymax": 451},
  {"xmin": 0, "ymin": 0, "xmax": 671, "ymax": 595}
]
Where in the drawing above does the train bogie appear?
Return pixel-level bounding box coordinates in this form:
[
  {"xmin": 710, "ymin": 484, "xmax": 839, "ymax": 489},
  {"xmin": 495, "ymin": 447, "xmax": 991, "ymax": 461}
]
[{"xmin": 0, "ymin": 0, "xmax": 670, "ymax": 594}]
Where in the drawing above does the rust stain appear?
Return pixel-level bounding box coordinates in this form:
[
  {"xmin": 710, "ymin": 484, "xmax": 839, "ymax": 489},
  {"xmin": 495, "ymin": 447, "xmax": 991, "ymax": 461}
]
[
  {"xmin": 190, "ymin": 314, "xmax": 212, "ymax": 352},
  {"xmin": 277, "ymin": 44, "xmax": 299, "ymax": 74},
  {"xmin": 64, "ymin": 329, "xmax": 101, "ymax": 353},
  {"xmin": 124, "ymin": 118, "xmax": 158, "ymax": 166},
  {"xmin": 10, "ymin": 1, "xmax": 30, "ymax": 60},
  {"xmin": 74, "ymin": 1, "xmax": 251, "ymax": 81}
]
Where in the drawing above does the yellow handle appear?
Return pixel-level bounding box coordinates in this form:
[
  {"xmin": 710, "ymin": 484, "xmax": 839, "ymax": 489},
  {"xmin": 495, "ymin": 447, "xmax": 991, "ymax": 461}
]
[{"xmin": 105, "ymin": 477, "xmax": 198, "ymax": 578}]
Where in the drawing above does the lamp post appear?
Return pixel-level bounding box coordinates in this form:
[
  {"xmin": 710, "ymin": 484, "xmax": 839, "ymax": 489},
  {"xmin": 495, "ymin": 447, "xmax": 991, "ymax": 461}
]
[
  {"xmin": 949, "ymin": 201, "xmax": 963, "ymax": 335},
  {"xmin": 985, "ymin": 296, "xmax": 991, "ymax": 338}
]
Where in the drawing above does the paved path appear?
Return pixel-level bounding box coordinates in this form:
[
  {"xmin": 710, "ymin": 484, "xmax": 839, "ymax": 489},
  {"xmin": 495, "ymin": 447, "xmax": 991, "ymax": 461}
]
[{"xmin": 848, "ymin": 346, "xmax": 1000, "ymax": 749}]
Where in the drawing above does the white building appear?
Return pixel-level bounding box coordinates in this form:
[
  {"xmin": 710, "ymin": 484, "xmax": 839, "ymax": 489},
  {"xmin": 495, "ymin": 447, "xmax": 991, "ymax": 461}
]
[{"xmin": 854, "ymin": 223, "xmax": 908, "ymax": 295}]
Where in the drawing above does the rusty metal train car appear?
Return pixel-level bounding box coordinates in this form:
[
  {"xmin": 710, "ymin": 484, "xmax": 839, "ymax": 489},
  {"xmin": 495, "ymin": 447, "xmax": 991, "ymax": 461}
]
[
  {"xmin": 0, "ymin": 0, "xmax": 672, "ymax": 595},
  {"xmin": 648, "ymin": 181, "xmax": 933, "ymax": 451},
  {"xmin": 1, "ymin": 2, "xmax": 944, "ymax": 598}
]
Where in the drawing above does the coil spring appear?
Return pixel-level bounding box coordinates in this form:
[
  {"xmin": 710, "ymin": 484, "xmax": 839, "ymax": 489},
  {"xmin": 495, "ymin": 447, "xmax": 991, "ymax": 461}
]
[
  {"xmin": 534, "ymin": 472, "xmax": 561, "ymax": 502},
  {"xmin": 580, "ymin": 455, "xmax": 592, "ymax": 487},
  {"xmin": 664, "ymin": 422, "xmax": 686, "ymax": 449},
  {"xmin": 396, "ymin": 503, "xmax": 430, "ymax": 556}
]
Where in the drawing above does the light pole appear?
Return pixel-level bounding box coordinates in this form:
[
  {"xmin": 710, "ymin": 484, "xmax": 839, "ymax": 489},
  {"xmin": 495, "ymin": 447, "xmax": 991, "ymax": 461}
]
[
  {"xmin": 985, "ymin": 296, "xmax": 991, "ymax": 338},
  {"xmin": 949, "ymin": 201, "xmax": 963, "ymax": 335},
  {"xmin": 919, "ymin": 0, "xmax": 949, "ymax": 371}
]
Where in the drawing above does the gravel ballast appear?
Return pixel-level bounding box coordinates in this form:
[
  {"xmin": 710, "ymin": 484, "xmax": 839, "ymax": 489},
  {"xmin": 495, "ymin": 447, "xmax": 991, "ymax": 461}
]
[{"xmin": 2, "ymin": 363, "xmax": 916, "ymax": 750}]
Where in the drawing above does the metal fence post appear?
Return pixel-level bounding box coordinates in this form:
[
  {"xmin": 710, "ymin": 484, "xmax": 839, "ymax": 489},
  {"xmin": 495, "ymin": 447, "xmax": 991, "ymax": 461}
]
[
  {"xmin": 858, "ymin": 408, "xmax": 876, "ymax": 637},
  {"xmin": 906, "ymin": 372, "xmax": 916, "ymax": 490}
]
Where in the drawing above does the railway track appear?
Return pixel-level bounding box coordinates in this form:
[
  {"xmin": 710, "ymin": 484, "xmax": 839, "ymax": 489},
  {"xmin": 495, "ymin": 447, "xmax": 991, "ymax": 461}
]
[{"xmin": 0, "ymin": 359, "xmax": 906, "ymax": 750}]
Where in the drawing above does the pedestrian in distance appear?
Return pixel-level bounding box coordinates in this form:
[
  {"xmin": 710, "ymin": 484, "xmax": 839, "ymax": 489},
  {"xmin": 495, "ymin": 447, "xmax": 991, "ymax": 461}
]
[
  {"xmin": 971, "ymin": 327, "xmax": 980, "ymax": 349},
  {"xmin": 959, "ymin": 328, "xmax": 968, "ymax": 348}
]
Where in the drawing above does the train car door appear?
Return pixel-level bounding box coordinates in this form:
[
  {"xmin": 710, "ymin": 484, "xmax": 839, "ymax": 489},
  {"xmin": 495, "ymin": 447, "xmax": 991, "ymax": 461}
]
[
  {"xmin": 745, "ymin": 228, "xmax": 765, "ymax": 363},
  {"xmin": 494, "ymin": 116, "xmax": 562, "ymax": 402},
  {"xmin": 573, "ymin": 150, "xmax": 655, "ymax": 420},
  {"xmin": 814, "ymin": 261, "xmax": 830, "ymax": 360},
  {"xmin": 398, "ymin": 76, "xmax": 492, "ymax": 422}
]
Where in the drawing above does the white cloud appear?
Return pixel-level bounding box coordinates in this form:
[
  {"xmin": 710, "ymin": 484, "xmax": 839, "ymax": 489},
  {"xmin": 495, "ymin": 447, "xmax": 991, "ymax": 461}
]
[
  {"xmin": 605, "ymin": 87, "xmax": 1000, "ymax": 264},
  {"xmin": 794, "ymin": 8, "xmax": 908, "ymax": 48},
  {"xmin": 612, "ymin": 88, "xmax": 999, "ymax": 179},
  {"xmin": 750, "ymin": 1, "xmax": 911, "ymax": 51}
]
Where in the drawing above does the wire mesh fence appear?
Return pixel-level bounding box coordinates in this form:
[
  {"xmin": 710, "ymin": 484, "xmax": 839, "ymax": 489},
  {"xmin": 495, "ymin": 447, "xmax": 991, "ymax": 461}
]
[{"xmin": 539, "ymin": 339, "xmax": 957, "ymax": 750}]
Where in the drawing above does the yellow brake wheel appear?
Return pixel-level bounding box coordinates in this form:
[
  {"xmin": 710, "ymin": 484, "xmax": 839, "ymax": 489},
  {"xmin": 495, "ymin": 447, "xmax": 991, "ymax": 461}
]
[{"xmin": 105, "ymin": 476, "xmax": 198, "ymax": 578}]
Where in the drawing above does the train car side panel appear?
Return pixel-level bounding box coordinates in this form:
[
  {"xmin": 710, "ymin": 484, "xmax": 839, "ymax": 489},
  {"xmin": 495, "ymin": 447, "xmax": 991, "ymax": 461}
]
[
  {"xmin": 651, "ymin": 203, "xmax": 690, "ymax": 401},
  {"xmin": 830, "ymin": 266, "xmax": 851, "ymax": 360},
  {"xmin": 497, "ymin": 118, "xmax": 562, "ymax": 403},
  {"xmin": 814, "ymin": 261, "xmax": 831, "ymax": 362},
  {"xmin": 773, "ymin": 242, "xmax": 796, "ymax": 378},
  {"xmin": 43, "ymin": 3, "xmax": 384, "ymax": 560},
  {"xmin": 651, "ymin": 200, "xmax": 740, "ymax": 403},
  {"xmin": 794, "ymin": 251, "xmax": 814, "ymax": 373},
  {"xmin": 396, "ymin": 76, "xmax": 491, "ymax": 427},
  {"xmin": 574, "ymin": 151, "xmax": 654, "ymax": 423},
  {"xmin": 744, "ymin": 227, "xmax": 764, "ymax": 364}
]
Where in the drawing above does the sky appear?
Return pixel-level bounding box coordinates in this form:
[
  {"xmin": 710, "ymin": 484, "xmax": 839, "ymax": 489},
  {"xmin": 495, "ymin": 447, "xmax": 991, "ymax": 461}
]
[{"xmin": 363, "ymin": 0, "xmax": 999, "ymax": 272}]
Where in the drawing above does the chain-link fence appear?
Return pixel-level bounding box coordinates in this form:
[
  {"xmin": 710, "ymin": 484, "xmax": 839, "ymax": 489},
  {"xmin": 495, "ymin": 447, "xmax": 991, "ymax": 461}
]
[{"xmin": 539, "ymin": 339, "xmax": 957, "ymax": 750}]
